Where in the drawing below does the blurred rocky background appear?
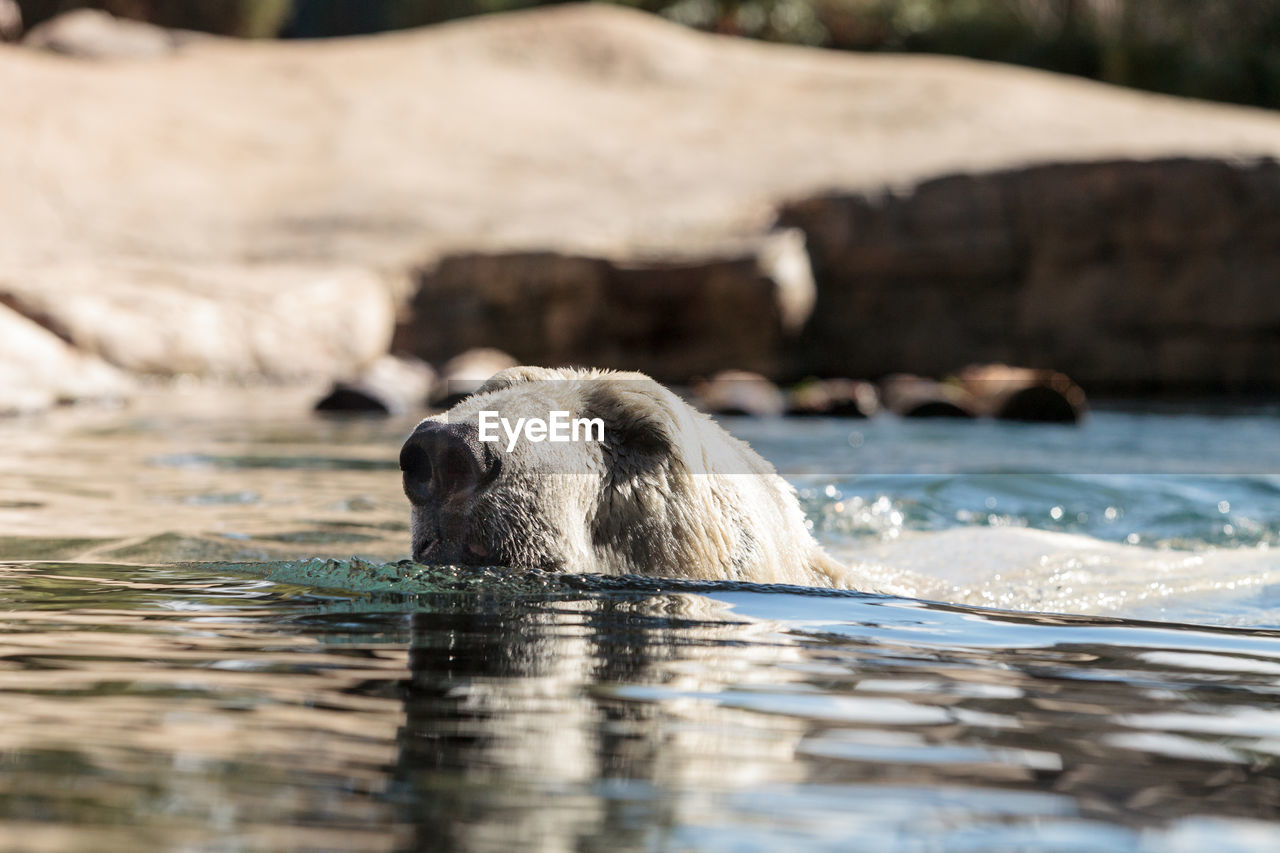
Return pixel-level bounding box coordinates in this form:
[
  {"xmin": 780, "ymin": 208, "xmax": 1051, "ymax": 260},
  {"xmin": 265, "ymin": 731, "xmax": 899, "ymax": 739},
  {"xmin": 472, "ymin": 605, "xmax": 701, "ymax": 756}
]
[
  {"xmin": 3, "ymin": 0, "xmax": 1280, "ymax": 415},
  {"xmin": 16, "ymin": 0, "xmax": 1280, "ymax": 108}
]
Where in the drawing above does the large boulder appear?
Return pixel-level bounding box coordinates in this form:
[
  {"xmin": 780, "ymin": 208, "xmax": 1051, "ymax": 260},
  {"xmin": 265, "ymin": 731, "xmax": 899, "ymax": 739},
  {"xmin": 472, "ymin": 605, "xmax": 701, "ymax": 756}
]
[
  {"xmin": 0, "ymin": 262, "xmax": 398, "ymax": 381},
  {"xmin": 16, "ymin": 1, "xmax": 289, "ymax": 38},
  {"xmin": 4, "ymin": 5, "xmax": 1280, "ymax": 391},
  {"xmin": 780, "ymin": 158, "xmax": 1280, "ymax": 392},
  {"xmin": 0, "ymin": 0, "xmax": 20, "ymax": 41},
  {"xmin": 0, "ymin": 302, "xmax": 132, "ymax": 414},
  {"xmin": 393, "ymin": 240, "xmax": 800, "ymax": 382},
  {"xmin": 21, "ymin": 8, "xmax": 202, "ymax": 58}
]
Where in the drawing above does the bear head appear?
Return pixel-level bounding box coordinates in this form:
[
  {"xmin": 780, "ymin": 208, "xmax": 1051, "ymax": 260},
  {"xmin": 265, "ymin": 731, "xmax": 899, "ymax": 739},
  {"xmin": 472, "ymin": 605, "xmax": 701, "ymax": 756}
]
[{"xmin": 399, "ymin": 366, "xmax": 847, "ymax": 586}]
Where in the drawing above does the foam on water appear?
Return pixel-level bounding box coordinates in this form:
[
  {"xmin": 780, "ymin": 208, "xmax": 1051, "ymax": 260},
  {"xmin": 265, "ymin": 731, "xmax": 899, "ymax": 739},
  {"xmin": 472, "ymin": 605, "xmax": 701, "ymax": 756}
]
[{"xmin": 833, "ymin": 526, "xmax": 1279, "ymax": 624}]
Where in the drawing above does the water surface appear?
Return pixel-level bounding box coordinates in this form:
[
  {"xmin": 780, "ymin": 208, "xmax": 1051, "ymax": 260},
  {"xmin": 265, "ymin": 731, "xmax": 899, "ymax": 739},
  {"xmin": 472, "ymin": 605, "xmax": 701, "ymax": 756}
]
[{"xmin": 1, "ymin": 391, "xmax": 1278, "ymax": 851}]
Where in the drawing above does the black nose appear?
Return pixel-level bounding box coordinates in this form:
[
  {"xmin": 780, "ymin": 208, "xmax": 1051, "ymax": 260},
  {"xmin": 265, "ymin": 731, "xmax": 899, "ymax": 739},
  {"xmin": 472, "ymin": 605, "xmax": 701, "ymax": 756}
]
[{"xmin": 400, "ymin": 420, "xmax": 496, "ymax": 506}]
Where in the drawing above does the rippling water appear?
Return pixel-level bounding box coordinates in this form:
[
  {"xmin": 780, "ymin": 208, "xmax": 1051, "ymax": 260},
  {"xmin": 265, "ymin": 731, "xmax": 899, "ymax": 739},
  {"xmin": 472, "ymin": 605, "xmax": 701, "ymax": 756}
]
[{"xmin": 1, "ymin": 390, "xmax": 1279, "ymax": 851}]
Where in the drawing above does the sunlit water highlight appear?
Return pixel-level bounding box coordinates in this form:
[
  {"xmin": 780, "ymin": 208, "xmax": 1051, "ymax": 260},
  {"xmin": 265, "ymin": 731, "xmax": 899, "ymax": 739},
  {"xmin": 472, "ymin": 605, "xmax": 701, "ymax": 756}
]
[{"xmin": 1, "ymin": 390, "xmax": 1278, "ymax": 851}]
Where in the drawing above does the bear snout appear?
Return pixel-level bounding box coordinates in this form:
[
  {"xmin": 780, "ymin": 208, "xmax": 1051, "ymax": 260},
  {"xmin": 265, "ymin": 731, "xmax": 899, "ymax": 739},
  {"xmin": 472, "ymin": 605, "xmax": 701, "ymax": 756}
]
[{"xmin": 400, "ymin": 420, "xmax": 498, "ymax": 507}]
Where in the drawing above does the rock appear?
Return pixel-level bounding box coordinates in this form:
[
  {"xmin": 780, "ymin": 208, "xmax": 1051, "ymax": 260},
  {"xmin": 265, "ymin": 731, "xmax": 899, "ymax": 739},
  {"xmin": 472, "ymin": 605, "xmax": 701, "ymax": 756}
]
[
  {"xmin": 21, "ymin": 9, "xmax": 202, "ymax": 59},
  {"xmin": 780, "ymin": 158, "xmax": 1280, "ymax": 393},
  {"xmin": 394, "ymin": 246, "xmax": 790, "ymax": 383},
  {"xmin": 786, "ymin": 379, "xmax": 879, "ymax": 418},
  {"xmin": 0, "ymin": 262, "xmax": 398, "ymax": 382},
  {"xmin": 314, "ymin": 354, "xmax": 436, "ymax": 416},
  {"xmin": 957, "ymin": 364, "xmax": 1087, "ymax": 424},
  {"xmin": 880, "ymin": 375, "xmax": 977, "ymax": 419},
  {"xmin": 757, "ymin": 228, "xmax": 817, "ymax": 336},
  {"xmin": 15, "ymin": 0, "xmax": 288, "ymax": 37},
  {"xmin": 692, "ymin": 370, "xmax": 785, "ymax": 417},
  {"xmin": 5, "ymin": 6, "xmax": 1280, "ymax": 389},
  {"xmin": 0, "ymin": 0, "xmax": 20, "ymax": 41},
  {"xmin": 432, "ymin": 348, "xmax": 519, "ymax": 408},
  {"xmin": 0, "ymin": 302, "xmax": 133, "ymax": 414}
]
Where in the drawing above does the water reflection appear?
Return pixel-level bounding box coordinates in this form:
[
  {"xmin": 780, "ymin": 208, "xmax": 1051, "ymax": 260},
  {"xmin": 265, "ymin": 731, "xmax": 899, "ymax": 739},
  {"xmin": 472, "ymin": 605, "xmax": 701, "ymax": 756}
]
[
  {"xmin": 394, "ymin": 594, "xmax": 801, "ymax": 852},
  {"xmin": 379, "ymin": 585, "xmax": 1280, "ymax": 851},
  {"xmin": 2, "ymin": 563, "xmax": 1280, "ymax": 849},
  {"xmin": 0, "ymin": 565, "xmax": 408, "ymax": 851}
]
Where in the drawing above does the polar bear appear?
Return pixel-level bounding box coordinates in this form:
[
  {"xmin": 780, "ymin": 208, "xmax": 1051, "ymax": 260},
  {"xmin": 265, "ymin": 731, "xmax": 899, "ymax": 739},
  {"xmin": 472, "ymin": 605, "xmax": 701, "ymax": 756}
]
[{"xmin": 399, "ymin": 366, "xmax": 851, "ymax": 587}]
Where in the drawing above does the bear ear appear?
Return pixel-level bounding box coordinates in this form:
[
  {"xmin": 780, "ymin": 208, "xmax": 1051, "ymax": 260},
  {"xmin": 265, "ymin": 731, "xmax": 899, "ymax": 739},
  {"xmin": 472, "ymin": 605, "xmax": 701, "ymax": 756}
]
[{"xmin": 583, "ymin": 380, "xmax": 678, "ymax": 461}]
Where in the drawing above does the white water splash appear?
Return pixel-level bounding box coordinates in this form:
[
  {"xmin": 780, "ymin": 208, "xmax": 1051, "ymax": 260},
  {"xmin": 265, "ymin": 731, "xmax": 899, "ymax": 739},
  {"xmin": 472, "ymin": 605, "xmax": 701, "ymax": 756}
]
[{"xmin": 832, "ymin": 527, "xmax": 1280, "ymax": 623}]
